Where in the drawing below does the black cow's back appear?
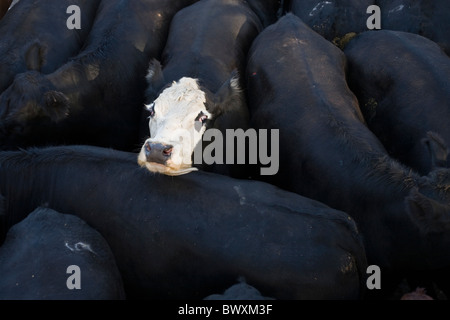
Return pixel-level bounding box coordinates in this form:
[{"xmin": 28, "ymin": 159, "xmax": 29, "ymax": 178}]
[
  {"xmin": 377, "ymin": 0, "xmax": 450, "ymax": 55},
  {"xmin": 345, "ymin": 30, "xmax": 450, "ymax": 175},
  {"xmin": 0, "ymin": 207, "xmax": 125, "ymax": 300},
  {"xmin": 289, "ymin": 0, "xmax": 375, "ymax": 42},
  {"xmin": 0, "ymin": 145, "xmax": 367, "ymax": 299}
]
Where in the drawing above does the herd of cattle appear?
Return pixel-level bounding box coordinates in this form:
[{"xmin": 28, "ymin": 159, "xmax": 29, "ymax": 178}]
[{"xmin": 0, "ymin": 0, "xmax": 449, "ymax": 300}]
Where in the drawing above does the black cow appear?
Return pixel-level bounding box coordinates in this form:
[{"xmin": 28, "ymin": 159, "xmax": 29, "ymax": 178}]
[
  {"xmin": 0, "ymin": 0, "xmax": 199, "ymax": 151},
  {"xmin": 246, "ymin": 14, "xmax": 450, "ymax": 298},
  {"xmin": 0, "ymin": 206, "xmax": 125, "ymax": 300},
  {"xmin": 139, "ymin": 0, "xmax": 262, "ymax": 178},
  {"xmin": 0, "ymin": 145, "xmax": 367, "ymax": 300},
  {"xmin": 0, "ymin": 0, "xmax": 101, "ymax": 93},
  {"xmin": 288, "ymin": 0, "xmax": 375, "ymax": 43},
  {"xmin": 345, "ymin": 30, "xmax": 450, "ymax": 176},
  {"xmin": 376, "ymin": 0, "xmax": 450, "ymax": 56}
]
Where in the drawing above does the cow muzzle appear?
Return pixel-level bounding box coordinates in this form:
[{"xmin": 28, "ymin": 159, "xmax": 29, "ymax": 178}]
[{"xmin": 144, "ymin": 141, "xmax": 173, "ymax": 165}]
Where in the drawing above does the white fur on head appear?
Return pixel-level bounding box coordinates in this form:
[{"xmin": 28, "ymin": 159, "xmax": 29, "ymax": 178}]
[{"xmin": 138, "ymin": 77, "xmax": 212, "ymax": 175}]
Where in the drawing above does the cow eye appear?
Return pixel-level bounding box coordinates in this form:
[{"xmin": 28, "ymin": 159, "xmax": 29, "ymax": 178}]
[
  {"xmin": 195, "ymin": 111, "xmax": 208, "ymax": 124},
  {"xmin": 147, "ymin": 103, "xmax": 155, "ymax": 118}
]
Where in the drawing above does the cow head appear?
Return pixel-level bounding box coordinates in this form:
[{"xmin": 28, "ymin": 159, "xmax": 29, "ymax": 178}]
[
  {"xmin": 0, "ymin": 71, "xmax": 69, "ymax": 148},
  {"xmin": 138, "ymin": 60, "xmax": 242, "ymax": 176},
  {"xmin": 0, "ymin": 39, "xmax": 50, "ymax": 93}
]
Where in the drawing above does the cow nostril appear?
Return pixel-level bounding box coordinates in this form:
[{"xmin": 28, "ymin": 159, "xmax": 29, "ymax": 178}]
[
  {"xmin": 163, "ymin": 147, "xmax": 173, "ymax": 157},
  {"xmin": 145, "ymin": 142, "xmax": 151, "ymax": 153},
  {"xmin": 145, "ymin": 142, "xmax": 172, "ymax": 162}
]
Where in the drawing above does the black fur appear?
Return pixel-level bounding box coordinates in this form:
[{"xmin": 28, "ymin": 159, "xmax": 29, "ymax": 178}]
[
  {"xmin": 0, "ymin": 0, "xmax": 199, "ymax": 151},
  {"xmin": 246, "ymin": 13, "xmax": 450, "ymax": 299}
]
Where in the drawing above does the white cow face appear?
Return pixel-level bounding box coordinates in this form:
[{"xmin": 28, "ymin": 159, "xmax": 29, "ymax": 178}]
[
  {"xmin": 138, "ymin": 77, "xmax": 213, "ymax": 176},
  {"xmin": 138, "ymin": 59, "xmax": 242, "ymax": 176}
]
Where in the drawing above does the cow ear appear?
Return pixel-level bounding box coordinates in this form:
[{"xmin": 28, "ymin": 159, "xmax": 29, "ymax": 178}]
[
  {"xmin": 405, "ymin": 188, "xmax": 450, "ymax": 234},
  {"xmin": 43, "ymin": 91, "xmax": 70, "ymax": 122},
  {"xmin": 422, "ymin": 131, "xmax": 449, "ymax": 170},
  {"xmin": 210, "ymin": 70, "xmax": 243, "ymax": 118},
  {"xmin": 25, "ymin": 41, "xmax": 47, "ymax": 72},
  {"xmin": 145, "ymin": 59, "xmax": 166, "ymax": 102}
]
